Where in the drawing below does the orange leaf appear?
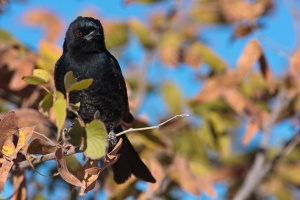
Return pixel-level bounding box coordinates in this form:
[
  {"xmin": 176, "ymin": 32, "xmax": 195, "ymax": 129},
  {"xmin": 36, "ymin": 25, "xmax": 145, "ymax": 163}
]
[
  {"xmin": 290, "ymin": 48, "xmax": 300, "ymax": 75},
  {"xmin": 55, "ymin": 148, "xmax": 83, "ymax": 187},
  {"xmin": 243, "ymin": 119, "xmax": 259, "ymax": 146},
  {"xmin": 144, "ymin": 157, "xmax": 165, "ymax": 198},
  {"xmin": 12, "ymin": 172, "xmax": 26, "ymax": 200},
  {"xmin": 235, "ymin": 39, "xmax": 262, "ymax": 81},
  {"xmin": 192, "ymin": 78, "xmax": 222, "ymax": 103},
  {"xmin": 222, "ymin": 88, "xmax": 260, "ymax": 117},
  {"xmin": 0, "ymin": 159, "xmax": 14, "ymax": 193},
  {"xmin": 173, "ymin": 156, "xmax": 200, "ymax": 196},
  {"xmin": 23, "ymin": 9, "xmax": 63, "ymax": 43}
]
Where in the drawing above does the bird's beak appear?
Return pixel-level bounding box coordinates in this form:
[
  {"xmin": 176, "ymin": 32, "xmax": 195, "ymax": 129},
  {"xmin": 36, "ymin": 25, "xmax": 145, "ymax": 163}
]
[{"xmin": 84, "ymin": 30, "xmax": 100, "ymax": 40}]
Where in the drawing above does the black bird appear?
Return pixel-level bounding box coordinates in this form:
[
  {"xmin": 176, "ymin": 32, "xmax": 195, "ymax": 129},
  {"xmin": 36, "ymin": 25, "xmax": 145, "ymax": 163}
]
[{"xmin": 54, "ymin": 16, "xmax": 156, "ymax": 184}]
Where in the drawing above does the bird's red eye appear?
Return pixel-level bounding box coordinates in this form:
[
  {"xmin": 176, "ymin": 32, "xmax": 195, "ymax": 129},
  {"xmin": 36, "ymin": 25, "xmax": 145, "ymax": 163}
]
[{"xmin": 76, "ymin": 30, "xmax": 83, "ymax": 37}]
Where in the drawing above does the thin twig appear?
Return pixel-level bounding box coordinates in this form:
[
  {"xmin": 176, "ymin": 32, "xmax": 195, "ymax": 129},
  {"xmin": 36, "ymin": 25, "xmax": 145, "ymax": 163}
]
[
  {"xmin": 116, "ymin": 114, "xmax": 189, "ymax": 137},
  {"xmin": 41, "ymin": 85, "xmax": 51, "ymax": 94},
  {"xmin": 33, "ymin": 131, "xmax": 58, "ymax": 146}
]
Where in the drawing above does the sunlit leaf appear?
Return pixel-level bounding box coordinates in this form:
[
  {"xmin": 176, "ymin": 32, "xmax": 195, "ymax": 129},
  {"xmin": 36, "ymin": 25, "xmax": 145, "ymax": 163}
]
[
  {"xmin": 84, "ymin": 120, "xmax": 107, "ymax": 160},
  {"xmin": 15, "ymin": 126, "xmax": 34, "ymax": 154},
  {"xmin": 22, "ymin": 75, "xmax": 46, "ymax": 86},
  {"xmin": 37, "ymin": 40, "xmax": 62, "ymax": 72},
  {"xmin": 242, "ymin": 119, "xmax": 259, "ymax": 146},
  {"xmin": 162, "ymin": 82, "xmax": 182, "ymax": 114},
  {"xmin": 39, "ymin": 92, "xmax": 53, "ymax": 114},
  {"xmin": 186, "ymin": 42, "xmax": 227, "ymax": 73},
  {"xmin": 104, "ymin": 21, "xmax": 129, "ymax": 49},
  {"xmin": 54, "ymin": 91, "xmax": 67, "ymax": 138},
  {"xmin": 129, "ymin": 19, "xmax": 155, "ymax": 49},
  {"xmin": 67, "ymin": 79, "xmax": 93, "ymax": 93},
  {"xmin": 33, "ymin": 69, "xmax": 49, "ymax": 83},
  {"xmin": 64, "ymin": 71, "xmax": 77, "ymax": 92}
]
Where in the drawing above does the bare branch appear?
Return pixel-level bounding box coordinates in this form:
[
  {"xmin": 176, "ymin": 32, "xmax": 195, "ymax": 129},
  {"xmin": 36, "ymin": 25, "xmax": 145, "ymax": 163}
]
[
  {"xmin": 233, "ymin": 90, "xmax": 292, "ymax": 200},
  {"xmin": 116, "ymin": 114, "xmax": 189, "ymax": 137}
]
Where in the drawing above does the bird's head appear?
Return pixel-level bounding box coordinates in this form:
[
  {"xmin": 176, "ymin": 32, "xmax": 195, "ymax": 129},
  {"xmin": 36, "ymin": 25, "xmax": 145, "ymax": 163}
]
[{"xmin": 63, "ymin": 16, "xmax": 105, "ymax": 54}]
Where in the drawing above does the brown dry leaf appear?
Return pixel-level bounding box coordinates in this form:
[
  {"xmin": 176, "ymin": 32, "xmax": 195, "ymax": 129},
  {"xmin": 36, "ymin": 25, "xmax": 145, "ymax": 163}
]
[
  {"xmin": 12, "ymin": 172, "xmax": 26, "ymax": 200},
  {"xmin": 0, "ymin": 45, "xmax": 20, "ymax": 71},
  {"xmin": 235, "ymin": 39, "xmax": 262, "ymax": 81},
  {"xmin": 79, "ymin": 139, "xmax": 122, "ymax": 196},
  {"xmin": 192, "ymin": 78, "xmax": 222, "ymax": 103},
  {"xmin": 242, "ymin": 119, "xmax": 259, "ymax": 146},
  {"xmin": 191, "ymin": 71, "xmax": 235, "ymax": 104},
  {"xmin": 143, "ymin": 156, "xmax": 165, "ymax": 199},
  {"xmin": 79, "ymin": 161, "xmax": 100, "ymax": 196},
  {"xmin": 13, "ymin": 108, "xmax": 56, "ymax": 141},
  {"xmin": 9, "ymin": 52, "xmax": 36, "ymax": 91},
  {"xmin": 27, "ymin": 139, "xmax": 56, "ymax": 155},
  {"xmin": 231, "ymin": 23, "xmax": 259, "ymax": 39},
  {"xmin": 220, "ymin": 0, "xmax": 273, "ymax": 22},
  {"xmin": 55, "ymin": 147, "xmax": 83, "ymax": 187},
  {"xmin": 290, "ymin": 48, "xmax": 300, "ymax": 75},
  {"xmin": 197, "ymin": 178, "xmax": 217, "ymax": 199},
  {"xmin": 0, "ymin": 159, "xmax": 14, "ymax": 193},
  {"xmin": 222, "ymin": 88, "xmax": 260, "ymax": 117},
  {"xmin": 0, "ymin": 111, "xmax": 18, "ymax": 151},
  {"xmin": 172, "ymin": 156, "xmax": 200, "ymax": 196},
  {"xmin": 23, "ymin": 9, "xmax": 63, "ymax": 43},
  {"xmin": 259, "ymin": 54, "xmax": 274, "ymax": 93}
]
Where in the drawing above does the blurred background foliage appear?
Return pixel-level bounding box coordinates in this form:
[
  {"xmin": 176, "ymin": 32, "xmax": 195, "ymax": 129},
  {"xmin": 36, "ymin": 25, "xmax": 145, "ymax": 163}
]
[{"xmin": 1, "ymin": 0, "xmax": 300, "ymax": 199}]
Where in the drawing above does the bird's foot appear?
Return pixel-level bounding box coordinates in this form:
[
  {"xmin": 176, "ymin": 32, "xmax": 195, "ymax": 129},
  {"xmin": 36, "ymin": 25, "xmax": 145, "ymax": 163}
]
[{"xmin": 108, "ymin": 128, "xmax": 117, "ymax": 147}]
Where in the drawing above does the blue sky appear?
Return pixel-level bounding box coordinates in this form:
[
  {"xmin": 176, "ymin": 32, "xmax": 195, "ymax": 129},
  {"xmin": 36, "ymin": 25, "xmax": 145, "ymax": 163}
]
[{"xmin": 0, "ymin": 0, "xmax": 299, "ymax": 199}]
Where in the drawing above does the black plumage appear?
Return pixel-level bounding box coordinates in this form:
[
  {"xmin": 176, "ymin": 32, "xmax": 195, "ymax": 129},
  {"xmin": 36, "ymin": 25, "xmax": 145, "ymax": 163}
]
[{"xmin": 54, "ymin": 16, "xmax": 155, "ymax": 184}]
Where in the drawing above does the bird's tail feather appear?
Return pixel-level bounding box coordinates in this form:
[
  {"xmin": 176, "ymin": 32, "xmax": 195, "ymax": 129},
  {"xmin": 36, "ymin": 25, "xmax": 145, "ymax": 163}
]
[{"xmin": 109, "ymin": 126, "xmax": 156, "ymax": 184}]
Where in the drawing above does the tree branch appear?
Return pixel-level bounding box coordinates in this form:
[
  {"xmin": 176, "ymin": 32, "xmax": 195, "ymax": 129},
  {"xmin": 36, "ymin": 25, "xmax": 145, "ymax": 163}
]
[
  {"xmin": 12, "ymin": 146, "xmax": 83, "ymax": 171},
  {"xmin": 13, "ymin": 114, "xmax": 189, "ymax": 172},
  {"xmin": 233, "ymin": 90, "xmax": 292, "ymax": 200}
]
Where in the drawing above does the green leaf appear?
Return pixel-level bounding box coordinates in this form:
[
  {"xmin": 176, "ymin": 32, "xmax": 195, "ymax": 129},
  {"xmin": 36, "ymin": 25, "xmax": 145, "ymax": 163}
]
[
  {"xmin": 54, "ymin": 91, "xmax": 66, "ymax": 138},
  {"xmin": 84, "ymin": 120, "xmax": 107, "ymax": 159},
  {"xmin": 39, "ymin": 92, "xmax": 53, "ymax": 114},
  {"xmin": 129, "ymin": 19, "xmax": 155, "ymax": 49},
  {"xmin": 162, "ymin": 82, "xmax": 182, "ymax": 114},
  {"xmin": 22, "ymin": 76, "xmax": 46, "ymax": 85},
  {"xmin": 65, "ymin": 155, "xmax": 82, "ymax": 175},
  {"xmin": 105, "ymin": 22, "xmax": 129, "ymax": 49},
  {"xmin": 66, "ymin": 119, "xmax": 83, "ymax": 146},
  {"xmin": 64, "ymin": 71, "xmax": 77, "ymax": 92},
  {"xmin": 67, "ymin": 79, "xmax": 93, "ymax": 93},
  {"xmin": 33, "ymin": 69, "xmax": 50, "ymax": 83},
  {"xmin": 189, "ymin": 42, "xmax": 227, "ymax": 74}
]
